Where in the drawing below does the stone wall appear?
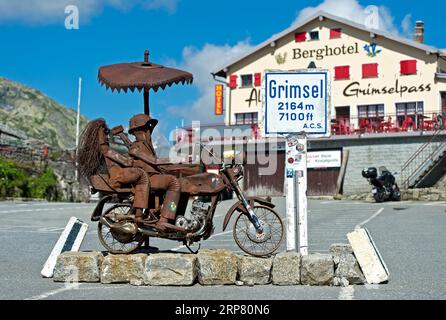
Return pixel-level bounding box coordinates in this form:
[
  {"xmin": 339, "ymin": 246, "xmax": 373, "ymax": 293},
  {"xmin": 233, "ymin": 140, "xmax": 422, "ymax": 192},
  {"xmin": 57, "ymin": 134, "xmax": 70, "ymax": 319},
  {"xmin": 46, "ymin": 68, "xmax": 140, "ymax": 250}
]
[
  {"xmin": 52, "ymin": 246, "xmax": 368, "ymax": 287},
  {"xmin": 334, "ymin": 187, "xmax": 446, "ymax": 201},
  {"xmin": 309, "ymin": 133, "xmax": 444, "ymax": 195}
]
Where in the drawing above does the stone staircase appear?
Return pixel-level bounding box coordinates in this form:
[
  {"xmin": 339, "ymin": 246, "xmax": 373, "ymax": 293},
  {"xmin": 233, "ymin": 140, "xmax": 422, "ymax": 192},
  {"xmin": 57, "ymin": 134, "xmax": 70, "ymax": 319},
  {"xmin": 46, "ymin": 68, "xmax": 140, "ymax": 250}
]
[{"xmin": 401, "ymin": 130, "xmax": 446, "ymax": 189}]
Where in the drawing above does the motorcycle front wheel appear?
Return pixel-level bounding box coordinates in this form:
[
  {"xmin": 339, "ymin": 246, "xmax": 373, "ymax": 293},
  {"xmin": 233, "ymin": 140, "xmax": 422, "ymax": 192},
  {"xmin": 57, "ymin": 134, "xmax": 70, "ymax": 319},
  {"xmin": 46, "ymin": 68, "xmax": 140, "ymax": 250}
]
[
  {"xmin": 391, "ymin": 187, "xmax": 402, "ymax": 201},
  {"xmin": 233, "ymin": 205, "xmax": 284, "ymax": 257},
  {"xmin": 373, "ymin": 191, "xmax": 386, "ymax": 203},
  {"xmin": 98, "ymin": 203, "xmax": 144, "ymax": 254}
]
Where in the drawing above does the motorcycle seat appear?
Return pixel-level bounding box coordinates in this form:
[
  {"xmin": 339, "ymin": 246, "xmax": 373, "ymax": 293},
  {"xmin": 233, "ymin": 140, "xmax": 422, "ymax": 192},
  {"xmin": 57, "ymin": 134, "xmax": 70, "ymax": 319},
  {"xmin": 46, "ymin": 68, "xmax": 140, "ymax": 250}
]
[
  {"xmin": 179, "ymin": 173, "xmax": 225, "ymax": 195},
  {"xmin": 89, "ymin": 174, "xmax": 133, "ymax": 194}
]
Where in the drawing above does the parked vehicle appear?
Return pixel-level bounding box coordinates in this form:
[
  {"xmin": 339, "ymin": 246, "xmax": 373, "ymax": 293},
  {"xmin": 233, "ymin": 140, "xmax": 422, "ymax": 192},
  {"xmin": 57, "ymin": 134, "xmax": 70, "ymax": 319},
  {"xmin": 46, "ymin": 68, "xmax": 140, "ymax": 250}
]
[
  {"xmin": 89, "ymin": 149, "xmax": 284, "ymax": 257},
  {"xmin": 362, "ymin": 166, "xmax": 401, "ymax": 203}
]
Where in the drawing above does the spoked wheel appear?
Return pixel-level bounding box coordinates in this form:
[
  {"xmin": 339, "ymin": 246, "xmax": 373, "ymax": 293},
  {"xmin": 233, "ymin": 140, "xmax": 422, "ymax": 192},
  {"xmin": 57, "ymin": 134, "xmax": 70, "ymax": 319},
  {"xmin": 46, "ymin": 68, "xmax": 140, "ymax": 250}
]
[
  {"xmin": 98, "ymin": 203, "xmax": 144, "ymax": 254},
  {"xmin": 233, "ymin": 205, "xmax": 284, "ymax": 257}
]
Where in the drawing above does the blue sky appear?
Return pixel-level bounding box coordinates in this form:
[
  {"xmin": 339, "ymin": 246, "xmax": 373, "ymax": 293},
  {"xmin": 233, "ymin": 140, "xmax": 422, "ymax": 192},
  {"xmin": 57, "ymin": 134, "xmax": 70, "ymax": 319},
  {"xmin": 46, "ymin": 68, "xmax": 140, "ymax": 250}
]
[{"xmin": 0, "ymin": 0, "xmax": 445, "ymax": 139}]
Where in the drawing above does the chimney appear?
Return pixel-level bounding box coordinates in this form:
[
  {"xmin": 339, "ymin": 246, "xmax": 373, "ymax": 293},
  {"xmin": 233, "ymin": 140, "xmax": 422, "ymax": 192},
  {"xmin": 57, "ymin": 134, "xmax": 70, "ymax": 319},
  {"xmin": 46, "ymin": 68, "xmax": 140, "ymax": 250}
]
[{"xmin": 413, "ymin": 21, "xmax": 425, "ymax": 43}]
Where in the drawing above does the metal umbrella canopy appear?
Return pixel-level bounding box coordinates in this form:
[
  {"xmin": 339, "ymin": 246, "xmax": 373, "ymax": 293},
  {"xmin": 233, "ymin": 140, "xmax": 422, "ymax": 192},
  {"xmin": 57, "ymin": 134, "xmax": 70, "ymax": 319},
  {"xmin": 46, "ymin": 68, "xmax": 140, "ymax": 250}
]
[{"xmin": 98, "ymin": 50, "xmax": 193, "ymax": 115}]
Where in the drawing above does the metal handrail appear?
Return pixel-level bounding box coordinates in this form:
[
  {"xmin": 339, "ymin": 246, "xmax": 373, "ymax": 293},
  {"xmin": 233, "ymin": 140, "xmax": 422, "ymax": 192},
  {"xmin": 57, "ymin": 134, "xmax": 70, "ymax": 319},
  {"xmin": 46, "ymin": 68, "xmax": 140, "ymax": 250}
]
[
  {"xmin": 402, "ymin": 141, "xmax": 446, "ymax": 188},
  {"xmin": 401, "ymin": 129, "xmax": 446, "ymax": 188},
  {"xmin": 401, "ymin": 129, "xmax": 443, "ymax": 171}
]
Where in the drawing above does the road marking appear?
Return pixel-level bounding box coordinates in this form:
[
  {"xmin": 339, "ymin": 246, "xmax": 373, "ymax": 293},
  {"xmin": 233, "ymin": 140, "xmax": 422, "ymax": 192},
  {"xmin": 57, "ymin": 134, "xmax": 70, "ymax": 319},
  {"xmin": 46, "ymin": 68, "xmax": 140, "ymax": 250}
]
[
  {"xmin": 338, "ymin": 286, "xmax": 355, "ymax": 300},
  {"xmin": 25, "ymin": 286, "xmax": 75, "ymax": 300},
  {"xmin": 424, "ymin": 201, "xmax": 446, "ymax": 206},
  {"xmin": 0, "ymin": 206, "xmax": 90, "ymax": 214},
  {"xmin": 25, "ymin": 284, "xmax": 124, "ymax": 300},
  {"xmin": 355, "ymin": 208, "xmax": 384, "ymax": 230}
]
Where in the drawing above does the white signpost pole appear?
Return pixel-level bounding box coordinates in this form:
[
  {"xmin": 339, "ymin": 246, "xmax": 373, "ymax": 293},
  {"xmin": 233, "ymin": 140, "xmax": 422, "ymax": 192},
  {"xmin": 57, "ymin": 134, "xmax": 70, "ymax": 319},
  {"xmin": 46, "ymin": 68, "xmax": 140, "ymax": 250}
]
[
  {"xmin": 297, "ymin": 135, "xmax": 308, "ymax": 255},
  {"xmin": 263, "ymin": 70, "xmax": 330, "ymax": 256},
  {"xmin": 285, "ymin": 140, "xmax": 298, "ymax": 251},
  {"xmin": 285, "ymin": 134, "xmax": 308, "ymax": 254}
]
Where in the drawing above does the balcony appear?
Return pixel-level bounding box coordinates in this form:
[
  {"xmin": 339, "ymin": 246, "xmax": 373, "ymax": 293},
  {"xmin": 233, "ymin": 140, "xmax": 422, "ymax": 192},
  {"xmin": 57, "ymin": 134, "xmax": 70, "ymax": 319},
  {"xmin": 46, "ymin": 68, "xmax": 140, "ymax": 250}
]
[
  {"xmin": 175, "ymin": 113, "xmax": 445, "ymax": 147},
  {"xmin": 330, "ymin": 113, "xmax": 444, "ymax": 136}
]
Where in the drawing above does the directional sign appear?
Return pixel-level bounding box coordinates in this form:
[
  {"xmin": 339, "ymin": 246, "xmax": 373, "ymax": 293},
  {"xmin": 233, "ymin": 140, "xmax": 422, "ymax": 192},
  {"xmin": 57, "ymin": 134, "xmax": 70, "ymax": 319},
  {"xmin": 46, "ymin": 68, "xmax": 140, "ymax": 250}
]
[
  {"xmin": 263, "ymin": 70, "xmax": 331, "ymax": 255},
  {"xmin": 264, "ymin": 71, "xmax": 330, "ymax": 136}
]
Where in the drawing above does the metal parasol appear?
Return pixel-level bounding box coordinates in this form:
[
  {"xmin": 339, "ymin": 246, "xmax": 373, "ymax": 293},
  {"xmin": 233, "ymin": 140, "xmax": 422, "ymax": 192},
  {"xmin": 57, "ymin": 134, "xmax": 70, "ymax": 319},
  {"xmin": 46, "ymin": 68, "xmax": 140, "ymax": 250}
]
[{"xmin": 98, "ymin": 50, "xmax": 193, "ymax": 115}]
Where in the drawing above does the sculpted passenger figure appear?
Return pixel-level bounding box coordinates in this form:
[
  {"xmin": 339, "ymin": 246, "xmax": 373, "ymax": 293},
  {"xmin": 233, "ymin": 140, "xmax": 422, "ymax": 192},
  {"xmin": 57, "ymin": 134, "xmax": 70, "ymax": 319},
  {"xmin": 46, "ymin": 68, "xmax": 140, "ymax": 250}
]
[
  {"xmin": 127, "ymin": 114, "xmax": 183, "ymax": 232},
  {"xmin": 77, "ymin": 119, "xmax": 149, "ymax": 221}
]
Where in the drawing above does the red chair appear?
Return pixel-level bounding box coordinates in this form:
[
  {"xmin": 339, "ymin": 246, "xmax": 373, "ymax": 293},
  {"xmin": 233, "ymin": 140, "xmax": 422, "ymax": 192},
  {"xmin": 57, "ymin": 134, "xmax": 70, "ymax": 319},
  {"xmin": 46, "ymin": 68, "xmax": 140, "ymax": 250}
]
[
  {"xmin": 338, "ymin": 118, "xmax": 350, "ymax": 135},
  {"xmin": 400, "ymin": 116, "xmax": 414, "ymax": 131},
  {"xmin": 423, "ymin": 113, "xmax": 439, "ymax": 131},
  {"xmin": 331, "ymin": 122, "xmax": 340, "ymax": 135},
  {"xmin": 363, "ymin": 119, "xmax": 372, "ymax": 133},
  {"xmin": 388, "ymin": 117, "xmax": 400, "ymax": 132}
]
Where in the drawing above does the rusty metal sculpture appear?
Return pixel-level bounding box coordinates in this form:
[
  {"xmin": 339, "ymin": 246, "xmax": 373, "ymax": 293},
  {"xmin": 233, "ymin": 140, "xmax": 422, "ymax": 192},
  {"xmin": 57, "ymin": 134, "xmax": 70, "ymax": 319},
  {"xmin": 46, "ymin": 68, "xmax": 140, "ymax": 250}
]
[
  {"xmin": 78, "ymin": 51, "xmax": 284, "ymax": 256},
  {"xmin": 98, "ymin": 50, "xmax": 193, "ymax": 115}
]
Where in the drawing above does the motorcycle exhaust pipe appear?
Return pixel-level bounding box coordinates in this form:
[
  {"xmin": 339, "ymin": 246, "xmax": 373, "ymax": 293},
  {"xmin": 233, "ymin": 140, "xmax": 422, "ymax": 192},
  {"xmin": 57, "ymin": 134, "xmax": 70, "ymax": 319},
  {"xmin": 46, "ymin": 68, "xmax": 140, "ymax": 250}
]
[
  {"xmin": 138, "ymin": 227, "xmax": 160, "ymax": 237},
  {"xmin": 99, "ymin": 216, "xmax": 115, "ymax": 229}
]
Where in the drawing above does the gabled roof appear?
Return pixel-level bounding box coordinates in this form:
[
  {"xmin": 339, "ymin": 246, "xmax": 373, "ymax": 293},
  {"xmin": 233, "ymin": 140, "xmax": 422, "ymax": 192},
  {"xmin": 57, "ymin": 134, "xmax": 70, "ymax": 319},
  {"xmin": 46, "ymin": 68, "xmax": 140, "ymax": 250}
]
[{"xmin": 213, "ymin": 11, "xmax": 445, "ymax": 77}]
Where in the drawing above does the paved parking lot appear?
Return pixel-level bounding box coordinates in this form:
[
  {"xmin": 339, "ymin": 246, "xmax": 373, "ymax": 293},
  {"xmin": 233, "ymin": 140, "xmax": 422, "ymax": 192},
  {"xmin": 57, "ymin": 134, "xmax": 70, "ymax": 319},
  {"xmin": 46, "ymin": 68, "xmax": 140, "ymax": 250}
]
[{"xmin": 0, "ymin": 198, "xmax": 445, "ymax": 300}]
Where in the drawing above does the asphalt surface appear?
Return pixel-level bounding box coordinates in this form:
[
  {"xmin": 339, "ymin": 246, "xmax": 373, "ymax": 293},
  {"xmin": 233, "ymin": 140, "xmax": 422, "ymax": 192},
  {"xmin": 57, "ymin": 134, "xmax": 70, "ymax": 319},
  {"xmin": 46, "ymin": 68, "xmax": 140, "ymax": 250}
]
[{"xmin": 0, "ymin": 198, "xmax": 445, "ymax": 300}]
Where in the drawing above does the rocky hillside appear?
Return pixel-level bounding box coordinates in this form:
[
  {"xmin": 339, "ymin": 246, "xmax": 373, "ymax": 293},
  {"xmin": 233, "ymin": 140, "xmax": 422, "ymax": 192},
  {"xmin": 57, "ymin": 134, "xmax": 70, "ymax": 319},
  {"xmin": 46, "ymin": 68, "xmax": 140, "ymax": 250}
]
[{"xmin": 0, "ymin": 77, "xmax": 88, "ymax": 150}]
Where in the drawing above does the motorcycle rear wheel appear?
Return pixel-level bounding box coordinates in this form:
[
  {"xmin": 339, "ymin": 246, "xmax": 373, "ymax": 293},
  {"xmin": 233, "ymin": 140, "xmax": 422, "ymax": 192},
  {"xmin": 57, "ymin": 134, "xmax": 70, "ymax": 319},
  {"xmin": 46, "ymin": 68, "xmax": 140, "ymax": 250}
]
[
  {"xmin": 233, "ymin": 205, "xmax": 284, "ymax": 257},
  {"xmin": 98, "ymin": 203, "xmax": 144, "ymax": 254}
]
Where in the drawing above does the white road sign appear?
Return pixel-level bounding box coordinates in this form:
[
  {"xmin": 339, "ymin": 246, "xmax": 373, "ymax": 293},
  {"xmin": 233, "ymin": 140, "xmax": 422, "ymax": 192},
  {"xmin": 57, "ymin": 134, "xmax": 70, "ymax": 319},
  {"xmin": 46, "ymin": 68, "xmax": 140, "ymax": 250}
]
[
  {"xmin": 307, "ymin": 150, "xmax": 342, "ymax": 169},
  {"xmin": 264, "ymin": 71, "xmax": 329, "ymax": 136}
]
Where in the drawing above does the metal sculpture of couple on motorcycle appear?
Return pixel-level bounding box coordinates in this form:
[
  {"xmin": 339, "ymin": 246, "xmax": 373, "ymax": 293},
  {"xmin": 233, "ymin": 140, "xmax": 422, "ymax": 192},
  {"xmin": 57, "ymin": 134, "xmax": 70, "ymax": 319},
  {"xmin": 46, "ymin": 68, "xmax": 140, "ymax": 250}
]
[{"xmin": 76, "ymin": 50, "xmax": 284, "ymax": 257}]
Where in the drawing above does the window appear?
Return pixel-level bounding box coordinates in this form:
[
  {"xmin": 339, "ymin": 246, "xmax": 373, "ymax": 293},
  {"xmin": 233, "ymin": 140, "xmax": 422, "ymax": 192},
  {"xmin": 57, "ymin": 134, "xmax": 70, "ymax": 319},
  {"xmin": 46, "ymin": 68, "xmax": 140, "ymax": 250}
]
[
  {"xmin": 229, "ymin": 75, "xmax": 237, "ymax": 89},
  {"xmin": 235, "ymin": 112, "xmax": 258, "ymax": 125},
  {"xmin": 400, "ymin": 60, "xmax": 417, "ymax": 75},
  {"xmin": 362, "ymin": 63, "xmax": 378, "ymax": 78},
  {"xmin": 330, "ymin": 28, "xmax": 342, "ymax": 39},
  {"xmin": 240, "ymin": 74, "xmax": 253, "ymax": 88},
  {"xmin": 358, "ymin": 104, "xmax": 385, "ymax": 128},
  {"xmin": 396, "ymin": 102, "xmax": 424, "ymax": 129},
  {"xmin": 294, "ymin": 32, "xmax": 306, "ymax": 42},
  {"xmin": 309, "ymin": 31, "xmax": 319, "ymax": 41},
  {"xmin": 358, "ymin": 104, "xmax": 384, "ymax": 118},
  {"xmin": 254, "ymin": 73, "xmax": 261, "ymax": 87},
  {"xmin": 334, "ymin": 66, "xmax": 350, "ymax": 80}
]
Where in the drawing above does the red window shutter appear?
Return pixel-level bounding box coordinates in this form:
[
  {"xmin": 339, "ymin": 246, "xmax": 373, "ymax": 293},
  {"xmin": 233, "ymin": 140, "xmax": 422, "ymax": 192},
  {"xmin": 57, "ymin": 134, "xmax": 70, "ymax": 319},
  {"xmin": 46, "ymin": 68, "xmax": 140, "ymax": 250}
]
[
  {"xmin": 400, "ymin": 60, "xmax": 417, "ymax": 75},
  {"xmin": 294, "ymin": 32, "xmax": 307, "ymax": 42},
  {"xmin": 229, "ymin": 75, "xmax": 238, "ymax": 89},
  {"xmin": 362, "ymin": 63, "xmax": 378, "ymax": 78},
  {"xmin": 334, "ymin": 66, "xmax": 350, "ymax": 80},
  {"xmin": 330, "ymin": 28, "xmax": 342, "ymax": 39},
  {"xmin": 254, "ymin": 73, "xmax": 261, "ymax": 87}
]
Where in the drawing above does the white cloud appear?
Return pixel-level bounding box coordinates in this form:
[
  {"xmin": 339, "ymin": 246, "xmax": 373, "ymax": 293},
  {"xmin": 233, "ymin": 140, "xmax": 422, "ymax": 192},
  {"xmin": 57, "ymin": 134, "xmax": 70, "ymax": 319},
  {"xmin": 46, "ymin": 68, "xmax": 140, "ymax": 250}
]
[
  {"xmin": 0, "ymin": 0, "xmax": 179, "ymax": 24},
  {"xmin": 168, "ymin": 0, "xmax": 415, "ymax": 125},
  {"xmin": 293, "ymin": 0, "xmax": 406, "ymax": 36},
  {"xmin": 401, "ymin": 14, "xmax": 413, "ymax": 38},
  {"xmin": 167, "ymin": 41, "xmax": 254, "ymax": 124}
]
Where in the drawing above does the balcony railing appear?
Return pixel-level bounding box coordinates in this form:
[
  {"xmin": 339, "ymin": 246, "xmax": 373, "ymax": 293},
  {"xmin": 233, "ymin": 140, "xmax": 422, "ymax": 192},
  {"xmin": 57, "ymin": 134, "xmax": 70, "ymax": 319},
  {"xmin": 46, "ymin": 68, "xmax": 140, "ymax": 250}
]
[
  {"xmin": 330, "ymin": 113, "xmax": 445, "ymax": 136},
  {"xmin": 176, "ymin": 113, "xmax": 445, "ymax": 143}
]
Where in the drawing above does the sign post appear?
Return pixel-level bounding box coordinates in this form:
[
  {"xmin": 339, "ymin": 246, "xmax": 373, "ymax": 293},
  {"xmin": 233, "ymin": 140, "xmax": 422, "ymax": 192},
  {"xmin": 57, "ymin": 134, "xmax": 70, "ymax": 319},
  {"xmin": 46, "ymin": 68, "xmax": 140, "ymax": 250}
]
[{"xmin": 263, "ymin": 70, "xmax": 331, "ymax": 255}]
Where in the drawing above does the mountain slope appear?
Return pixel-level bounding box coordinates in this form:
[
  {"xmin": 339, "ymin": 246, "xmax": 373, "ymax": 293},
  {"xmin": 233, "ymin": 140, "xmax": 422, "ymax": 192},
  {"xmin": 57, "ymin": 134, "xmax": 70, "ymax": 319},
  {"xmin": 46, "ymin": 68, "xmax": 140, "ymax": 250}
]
[{"xmin": 0, "ymin": 77, "xmax": 88, "ymax": 150}]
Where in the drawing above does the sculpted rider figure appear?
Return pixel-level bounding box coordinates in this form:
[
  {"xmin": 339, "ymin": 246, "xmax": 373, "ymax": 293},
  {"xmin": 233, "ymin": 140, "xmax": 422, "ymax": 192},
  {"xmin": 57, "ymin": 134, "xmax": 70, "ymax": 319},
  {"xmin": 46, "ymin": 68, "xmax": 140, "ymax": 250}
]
[
  {"xmin": 127, "ymin": 114, "xmax": 183, "ymax": 232},
  {"xmin": 77, "ymin": 119, "xmax": 149, "ymax": 220}
]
